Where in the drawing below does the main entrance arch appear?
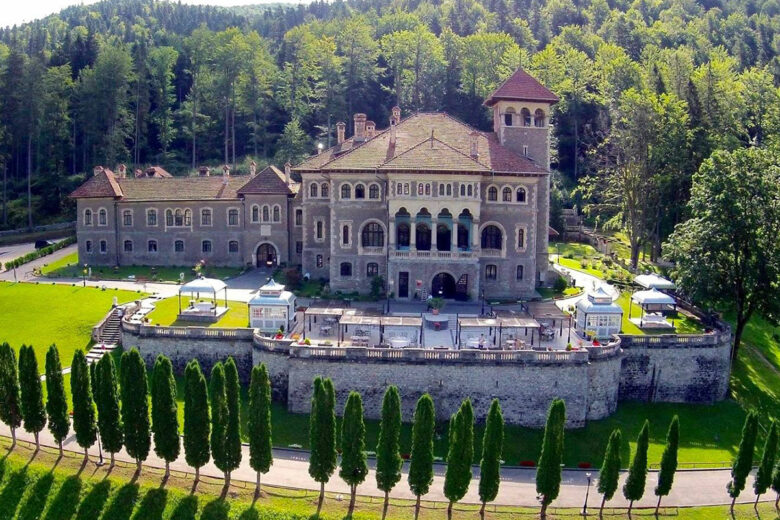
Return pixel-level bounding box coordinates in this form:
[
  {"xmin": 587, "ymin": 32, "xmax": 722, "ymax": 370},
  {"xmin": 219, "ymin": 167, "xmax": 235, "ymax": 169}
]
[
  {"xmin": 256, "ymin": 243, "xmax": 278, "ymax": 268},
  {"xmin": 431, "ymin": 272, "xmax": 456, "ymax": 299}
]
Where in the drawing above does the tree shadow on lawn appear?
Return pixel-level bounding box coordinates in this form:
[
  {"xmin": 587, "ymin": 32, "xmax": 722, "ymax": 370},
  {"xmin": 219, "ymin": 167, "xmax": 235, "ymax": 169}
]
[
  {"xmin": 74, "ymin": 480, "xmax": 111, "ymax": 520},
  {"xmin": 17, "ymin": 471, "xmax": 54, "ymax": 520},
  {"xmin": 200, "ymin": 497, "xmax": 230, "ymax": 520},
  {"xmin": 99, "ymin": 482, "xmax": 138, "ymax": 520},
  {"xmin": 43, "ymin": 475, "xmax": 82, "ymax": 520},
  {"xmin": 0, "ymin": 467, "xmax": 30, "ymax": 519},
  {"xmin": 169, "ymin": 495, "xmax": 198, "ymax": 520},
  {"xmin": 130, "ymin": 488, "xmax": 167, "ymax": 520},
  {"xmin": 238, "ymin": 506, "xmax": 260, "ymax": 520}
]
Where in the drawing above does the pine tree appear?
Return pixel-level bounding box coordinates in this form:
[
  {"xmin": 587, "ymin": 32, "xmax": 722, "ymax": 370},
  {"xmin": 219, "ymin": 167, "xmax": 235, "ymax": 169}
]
[
  {"xmin": 754, "ymin": 420, "xmax": 777, "ymax": 507},
  {"xmin": 309, "ymin": 377, "xmax": 337, "ymax": 515},
  {"xmin": 654, "ymin": 416, "xmax": 679, "ymax": 514},
  {"xmin": 0, "ymin": 343, "xmax": 22, "ymax": 448},
  {"xmin": 376, "ymin": 386, "xmax": 402, "ymax": 520},
  {"xmin": 151, "ymin": 355, "xmax": 180, "ymax": 478},
  {"xmin": 444, "ymin": 399, "xmax": 474, "ymax": 520},
  {"xmin": 19, "ymin": 345, "xmax": 46, "ymax": 449},
  {"xmin": 340, "ymin": 391, "xmax": 368, "ymax": 517},
  {"xmin": 536, "ymin": 399, "xmax": 565, "ymax": 519},
  {"xmin": 408, "ymin": 393, "xmax": 435, "ymax": 520},
  {"xmin": 223, "ymin": 357, "xmax": 242, "ymax": 487},
  {"xmin": 478, "ymin": 399, "xmax": 504, "ymax": 520},
  {"xmin": 209, "ymin": 362, "xmax": 229, "ymax": 483},
  {"xmin": 598, "ymin": 429, "xmax": 622, "ymax": 514},
  {"xmin": 623, "ymin": 420, "xmax": 650, "ymax": 514},
  {"xmin": 120, "ymin": 348, "xmax": 151, "ymax": 473},
  {"xmin": 70, "ymin": 349, "xmax": 96, "ymax": 461},
  {"xmin": 728, "ymin": 412, "xmax": 758, "ymax": 512},
  {"xmin": 248, "ymin": 364, "xmax": 273, "ymax": 497},
  {"xmin": 44, "ymin": 345, "xmax": 69, "ymax": 456},
  {"xmin": 95, "ymin": 353, "xmax": 123, "ymax": 466},
  {"xmin": 184, "ymin": 359, "xmax": 210, "ymax": 482}
]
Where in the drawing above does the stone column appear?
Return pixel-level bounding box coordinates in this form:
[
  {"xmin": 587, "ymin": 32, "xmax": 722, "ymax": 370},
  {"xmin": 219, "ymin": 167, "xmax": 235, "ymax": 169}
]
[
  {"xmin": 410, "ymin": 219, "xmax": 416, "ymax": 250},
  {"xmin": 431, "ymin": 218, "xmax": 438, "ymax": 250},
  {"xmin": 389, "ymin": 218, "xmax": 396, "ymax": 249},
  {"xmin": 452, "ymin": 221, "xmax": 459, "ymax": 251},
  {"xmin": 472, "ymin": 220, "xmax": 480, "ymax": 250}
]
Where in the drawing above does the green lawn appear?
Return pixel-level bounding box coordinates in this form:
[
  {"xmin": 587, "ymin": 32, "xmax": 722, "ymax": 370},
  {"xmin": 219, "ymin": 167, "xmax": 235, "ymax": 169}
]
[
  {"xmin": 616, "ymin": 292, "xmax": 705, "ymax": 335},
  {"xmin": 0, "ymin": 438, "xmax": 776, "ymax": 520},
  {"xmin": 0, "ymin": 281, "xmax": 145, "ymax": 368},
  {"xmin": 41, "ymin": 252, "xmax": 244, "ymax": 283},
  {"xmin": 549, "ymin": 242, "xmax": 632, "ymax": 282},
  {"xmin": 536, "ymin": 286, "xmax": 581, "ymax": 300},
  {"xmin": 146, "ymin": 297, "xmax": 250, "ymax": 328}
]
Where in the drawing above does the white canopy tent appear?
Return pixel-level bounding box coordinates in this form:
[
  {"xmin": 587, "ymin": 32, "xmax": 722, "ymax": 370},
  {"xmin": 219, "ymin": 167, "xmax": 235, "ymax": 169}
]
[
  {"xmin": 177, "ymin": 276, "xmax": 228, "ymax": 316},
  {"xmin": 630, "ymin": 288, "xmax": 677, "ymax": 329},
  {"xmin": 634, "ymin": 273, "xmax": 676, "ymax": 290}
]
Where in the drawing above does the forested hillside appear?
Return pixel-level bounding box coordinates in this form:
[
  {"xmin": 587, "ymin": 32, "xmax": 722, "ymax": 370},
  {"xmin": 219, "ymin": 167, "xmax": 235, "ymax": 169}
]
[{"xmin": 0, "ymin": 0, "xmax": 778, "ymax": 259}]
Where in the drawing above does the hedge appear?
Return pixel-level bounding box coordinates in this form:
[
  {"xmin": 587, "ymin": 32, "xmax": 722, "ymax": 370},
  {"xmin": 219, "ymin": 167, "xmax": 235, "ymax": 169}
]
[{"xmin": 3, "ymin": 236, "xmax": 76, "ymax": 271}]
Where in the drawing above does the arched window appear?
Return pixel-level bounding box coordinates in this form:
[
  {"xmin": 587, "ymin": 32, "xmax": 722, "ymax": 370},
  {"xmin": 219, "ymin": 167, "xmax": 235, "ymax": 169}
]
[
  {"xmin": 98, "ymin": 208, "xmax": 107, "ymax": 226},
  {"xmin": 295, "ymin": 209, "xmax": 302, "ymax": 226},
  {"xmin": 521, "ymin": 107, "xmax": 531, "ymax": 126},
  {"xmin": 487, "ymin": 186, "xmax": 498, "ymax": 201},
  {"xmin": 369, "ymin": 184, "xmax": 380, "ymax": 199},
  {"xmin": 502, "ymin": 187, "xmax": 512, "ymax": 202},
  {"xmin": 534, "ymin": 109, "xmax": 545, "ymax": 127},
  {"xmin": 252, "ymin": 205, "xmax": 259, "ymax": 222},
  {"xmin": 84, "ymin": 209, "xmax": 92, "ymax": 226},
  {"xmin": 467, "ymin": 185, "xmax": 473, "ymax": 197},
  {"xmin": 165, "ymin": 209, "xmax": 173, "ymax": 226},
  {"xmin": 341, "ymin": 184, "xmax": 351, "ymax": 199},
  {"xmin": 228, "ymin": 240, "xmax": 239, "ymax": 253},
  {"xmin": 439, "ymin": 184, "xmax": 445, "ymax": 196},
  {"xmin": 174, "ymin": 209, "xmax": 183, "ymax": 227},
  {"xmin": 184, "ymin": 209, "xmax": 192, "ymax": 226},
  {"xmin": 517, "ymin": 228, "xmax": 525, "ymax": 248},
  {"xmin": 201, "ymin": 240, "xmax": 212, "ymax": 253},
  {"xmin": 342, "ymin": 225, "xmax": 350, "ymax": 246},
  {"xmin": 367, "ymin": 263, "xmax": 379, "ymax": 277},
  {"xmin": 516, "ymin": 265, "xmax": 524, "ymax": 280},
  {"xmin": 340, "ymin": 262, "xmax": 352, "ymax": 277},
  {"xmin": 321, "ymin": 183, "xmax": 329, "ymax": 198},
  {"xmin": 396, "ymin": 223, "xmax": 410, "ymax": 247},
  {"xmin": 310, "ymin": 183, "xmax": 318, "ymax": 198},
  {"xmin": 174, "ymin": 240, "xmax": 184, "ymax": 252},
  {"xmin": 273, "ymin": 205, "xmax": 280, "ymax": 222},
  {"xmin": 199, "ymin": 209, "xmax": 209, "ymax": 226},
  {"xmin": 147, "ymin": 209, "xmax": 157, "ymax": 226},
  {"xmin": 228, "ymin": 208, "xmax": 239, "ymax": 226},
  {"xmin": 460, "ymin": 184, "xmax": 466, "ymax": 196},
  {"xmin": 446, "ymin": 184, "xmax": 452, "ymax": 196},
  {"xmin": 416, "ymin": 223, "xmax": 431, "ymax": 251},
  {"xmin": 316, "ymin": 220, "xmax": 324, "ymax": 240},
  {"xmin": 516, "ymin": 187, "xmax": 527, "ymax": 203},
  {"xmin": 355, "ymin": 184, "xmax": 365, "ymax": 199},
  {"xmin": 481, "ymin": 225, "xmax": 503, "ymax": 250},
  {"xmin": 504, "ymin": 107, "xmax": 515, "ymax": 126},
  {"xmin": 361, "ymin": 222, "xmax": 385, "ymax": 247},
  {"xmin": 262, "ymin": 205, "xmax": 269, "ymax": 222}
]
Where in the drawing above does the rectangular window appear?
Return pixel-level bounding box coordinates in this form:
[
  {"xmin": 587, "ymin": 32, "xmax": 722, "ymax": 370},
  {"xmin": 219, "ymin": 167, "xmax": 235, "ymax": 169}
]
[
  {"xmin": 485, "ymin": 264, "xmax": 497, "ymax": 280},
  {"xmin": 202, "ymin": 240, "xmax": 212, "ymax": 253},
  {"xmin": 148, "ymin": 240, "xmax": 158, "ymax": 253},
  {"xmin": 228, "ymin": 209, "xmax": 239, "ymax": 226},
  {"xmin": 147, "ymin": 210, "xmax": 157, "ymax": 226},
  {"xmin": 367, "ymin": 263, "xmax": 379, "ymax": 277},
  {"xmin": 516, "ymin": 265, "xmax": 524, "ymax": 280},
  {"xmin": 85, "ymin": 240, "xmax": 92, "ymax": 253},
  {"xmin": 124, "ymin": 240, "xmax": 133, "ymax": 253},
  {"xmin": 99, "ymin": 240, "xmax": 107, "ymax": 254},
  {"xmin": 201, "ymin": 209, "xmax": 212, "ymax": 226},
  {"xmin": 122, "ymin": 210, "xmax": 132, "ymax": 226},
  {"xmin": 296, "ymin": 241, "xmax": 303, "ymax": 254},
  {"xmin": 316, "ymin": 254, "xmax": 323, "ymax": 268},
  {"xmin": 174, "ymin": 240, "xmax": 184, "ymax": 253},
  {"xmin": 228, "ymin": 240, "xmax": 239, "ymax": 253},
  {"xmin": 316, "ymin": 220, "xmax": 324, "ymax": 240},
  {"xmin": 295, "ymin": 209, "xmax": 303, "ymax": 226}
]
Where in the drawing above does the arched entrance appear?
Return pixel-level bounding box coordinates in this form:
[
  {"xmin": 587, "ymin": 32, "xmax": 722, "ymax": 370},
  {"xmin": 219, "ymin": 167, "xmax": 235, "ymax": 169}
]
[
  {"xmin": 431, "ymin": 272, "xmax": 456, "ymax": 299},
  {"xmin": 256, "ymin": 243, "xmax": 278, "ymax": 268}
]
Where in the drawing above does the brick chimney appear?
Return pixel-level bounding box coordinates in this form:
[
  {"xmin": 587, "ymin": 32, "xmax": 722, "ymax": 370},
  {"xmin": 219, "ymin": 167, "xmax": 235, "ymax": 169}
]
[
  {"xmin": 134, "ymin": 169, "xmax": 143, "ymax": 178},
  {"xmin": 470, "ymin": 130, "xmax": 480, "ymax": 159},
  {"xmin": 284, "ymin": 162, "xmax": 291, "ymax": 185},
  {"xmin": 391, "ymin": 106, "xmax": 401, "ymax": 125},
  {"xmin": 198, "ymin": 166, "xmax": 210, "ymax": 177},
  {"xmin": 336, "ymin": 121, "xmax": 346, "ymax": 145},
  {"xmin": 249, "ymin": 161, "xmax": 257, "ymax": 177},
  {"xmin": 390, "ymin": 120, "xmax": 397, "ymax": 147},
  {"xmin": 93, "ymin": 165, "xmax": 104, "ymax": 177},
  {"xmin": 366, "ymin": 121, "xmax": 376, "ymax": 138},
  {"xmin": 353, "ymin": 113, "xmax": 367, "ymax": 140},
  {"xmin": 222, "ymin": 164, "xmax": 230, "ymax": 185},
  {"xmin": 116, "ymin": 164, "xmax": 127, "ymax": 178}
]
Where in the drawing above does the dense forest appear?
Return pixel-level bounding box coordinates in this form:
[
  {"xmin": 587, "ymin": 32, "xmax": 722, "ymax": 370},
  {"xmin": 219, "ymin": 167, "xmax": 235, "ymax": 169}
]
[{"xmin": 0, "ymin": 0, "xmax": 778, "ymax": 262}]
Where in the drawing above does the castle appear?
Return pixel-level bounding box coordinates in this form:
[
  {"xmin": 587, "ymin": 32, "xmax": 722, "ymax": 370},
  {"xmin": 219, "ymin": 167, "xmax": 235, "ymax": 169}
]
[{"xmin": 71, "ymin": 68, "xmax": 557, "ymax": 300}]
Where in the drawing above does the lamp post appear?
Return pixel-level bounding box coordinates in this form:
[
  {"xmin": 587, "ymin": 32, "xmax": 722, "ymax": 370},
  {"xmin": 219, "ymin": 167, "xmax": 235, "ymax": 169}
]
[
  {"xmin": 82, "ymin": 264, "xmax": 88, "ymax": 287},
  {"xmin": 480, "ymin": 289, "xmax": 485, "ymax": 315},
  {"xmin": 582, "ymin": 472, "xmax": 592, "ymax": 516},
  {"xmin": 556, "ymin": 242, "xmax": 561, "ymax": 264}
]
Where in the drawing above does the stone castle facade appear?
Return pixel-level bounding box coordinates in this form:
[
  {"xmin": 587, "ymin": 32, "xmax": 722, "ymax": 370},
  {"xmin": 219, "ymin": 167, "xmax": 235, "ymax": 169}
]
[{"xmin": 71, "ymin": 68, "xmax": 559, "ymax": 299}]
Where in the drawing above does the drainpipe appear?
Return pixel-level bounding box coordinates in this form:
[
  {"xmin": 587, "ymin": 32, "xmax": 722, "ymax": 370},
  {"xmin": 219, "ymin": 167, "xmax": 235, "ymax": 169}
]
[{"xmin": 113, "ymin": 201, "xmax": 120, "ymax": 266}]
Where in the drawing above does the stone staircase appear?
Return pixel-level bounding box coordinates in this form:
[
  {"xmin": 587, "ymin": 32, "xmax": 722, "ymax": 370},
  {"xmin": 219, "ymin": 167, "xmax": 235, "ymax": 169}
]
[{"xmin": 88, "ymin": 309, "xmax": 122, "ymax": 364}]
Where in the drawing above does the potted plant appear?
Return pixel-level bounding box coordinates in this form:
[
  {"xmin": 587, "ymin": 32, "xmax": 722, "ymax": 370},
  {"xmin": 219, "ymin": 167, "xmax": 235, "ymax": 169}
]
[{"xmin": 429, "ymin": 297, "xmax": 446, "ymax": 315}]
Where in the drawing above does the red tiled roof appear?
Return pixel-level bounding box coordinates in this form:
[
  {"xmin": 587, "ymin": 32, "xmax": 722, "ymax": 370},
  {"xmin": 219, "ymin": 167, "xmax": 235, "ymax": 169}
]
[
  {"xmin": 115, "ymin": 175, "xmax": 249, "ymax": 201},
  {"xmin": 69, "ymin": 168, "xmax": 123, "ymax": 199},
  {"xmin": 484, "ymin": 68, "xmax": 559, "ymax": 106},
  {"xmin": 379, "ymin": 137, "xmax": 489, "ymax": 172},
  {"xmin": 237, "ymin": 165, "xmax": 294, "ymax": 195}
]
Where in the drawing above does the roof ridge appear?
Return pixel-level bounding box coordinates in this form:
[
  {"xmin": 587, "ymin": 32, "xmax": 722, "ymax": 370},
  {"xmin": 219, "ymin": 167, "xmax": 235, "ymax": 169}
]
[{"xmin": 382, "ymin": 135, "xmax": 488, "ymax": 170}]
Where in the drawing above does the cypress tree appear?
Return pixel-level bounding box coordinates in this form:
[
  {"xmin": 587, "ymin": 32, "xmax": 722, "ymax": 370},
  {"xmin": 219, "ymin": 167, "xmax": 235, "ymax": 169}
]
[
  {"xmin": 120, "ymin": 348, "xmax": 151, "ymax": 473},
  {"xmin": 623, "ymin": 420, "xmax": 650, "ymax": 514},
  {"xmin": 209, "ymin": 362, "xmax": 229, "ymax": 482},
  {"xmin": 184, "ymin": 359, "xmax": 210, "ymax": 482},
  {"xmin": 478, "ymin": 399, "xmax": 504, "ymax": 520},
  {"xmin": 222, "ymin": 357, "xmax": 242, "ymax": 488},
  {"xmin": 376, "ymin": 386, "xmax": 402, "ymax": 520},
  {"xmin": 71, "ymin": 349, "xmax": 96, "ymax": 461},
  {"xmin": 444, "ymin": 399, "xmax": 474, "ymax": 520},
  {"xmin": 340, "ymin": 391, "xmax": 368, "ymax": 517},
  {"xmin": 45, "ymin": 345, "xmax": 69, "ymax": 456},
  {"xmin": 598, "ymin": 429, "xmax": 622, "ymax": 514},
  {"xmin": 96, "ymin": 353, "xmax": 123, "ymax": 466},
  {"xmin": 0, "ymin": 343, "xmax": 22, "ymax": 447},
  {"xmin": 754, "ymin": 420, "xmax": 777, "ymax": 508},
  {"xmin": 248, "ymin": 364, "xmax": 273, "ymax": 497},
  {"xmin": 728, "ymin": 412, "xmax": 758, "ymax": 512},
  {"xmin": 654, "ymin": 416, "xmax": 679, "ymax": 514},
  {"xmin": 408, "ymin": 393, "xmax": 435, "ymax": 520},
  {"xmin": 309, "ymin": 377, "xmax": 337, "ymax": 515},
  {"xmin": 536, "ymin": 398, "xmax": 566, "ymax": 520},
  {"xmin": 19, "ymin": 345, "xmax": 46, "ymax": 449},
  {"xmin": 151, "ymin": 355, "xmax": 180, "ymax": 478}
]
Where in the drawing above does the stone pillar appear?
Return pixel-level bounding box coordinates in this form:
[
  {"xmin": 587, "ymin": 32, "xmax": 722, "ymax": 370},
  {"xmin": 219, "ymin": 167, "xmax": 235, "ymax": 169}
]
[
  {"xmin": 410, "ymin": 220, "xmax": 416, "ymax": 250},
  {"xmin": 389, "ymin": 218, "xmax": 396, "ymax": 249},
  {"xmin": 453, "ymin": 221, "xmax": 459, "ymax": 251},
  {"xmin": 431, "ymin": 218, "xmax": 438, "ymax": 249},
  {"xmin": 472, "ymin": 221, "xmax": 480, "ymax": 249}
]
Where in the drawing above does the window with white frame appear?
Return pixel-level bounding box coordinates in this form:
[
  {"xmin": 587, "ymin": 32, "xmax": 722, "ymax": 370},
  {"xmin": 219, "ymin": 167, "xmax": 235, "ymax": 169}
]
[
  {"xmin": 84, "ymin": 209, "xmax": 92, "ymax": 226},
  {"xmin": 123, "ymin": 240, "xmax": 133, "ymax": 252},
  {"xmin": 355, "ymin": 184, "xmax": 365, "ymax": 199},
  {"xmin": 369, "ymin": 184, "xmax": 380, "ymax": 199},
  {"xmin": 98, "ymin": 208, "xmax": 107, "ymax": 226},
  {"xmin": 367, "ymin": 262, "xmax": 379, "ymax": 277},
  {"xmin": 122, "ymin": 210, "xmax": 132, "ymax": 226},
  {"xmin": 316, "ymin": 254, "xmax": 323, "ymax": 268},
  {"xmin": 262, "ymin": 205, "xmax": 270, "ymax": 222},
  {"xmin": 516, "ymin": 187, "xmax": 527, "ymax": 203},
  {"xmin": 310, "ymin": 183, "xmax": 318, "ymax": 198},
  {"xmin": 99, "ymin": 240, "xmax": 107, "ymax": 254},
  {"xmin": 174, "ymin": 240, "xmax": 184, "ymax": 253},
  {"xmin": 228, "ymin": 240, "xmax": 239, "ymax": 253},
  {"xmin": 487, "ymin": 186, "xmax": 498, "ymax": 201},
  {"xmin": 272, "ymin": 205, "xmax": 280, "ymax": 222},
  {"xmin": 341, "ymin": 184, "xmax": 351, "ymax": 199},
  {"xmin": 340, "ymin": 262, "xmax": 352, "ymax": 277},
  {"xmin": 228, "ymin": 208, "xmax": 239, "ymax": 226},
  {"xmin": 252, "ymin": 205, "xmax": 260, "ymax": 222},
  {"xmin": 315, "ymin": 219, "xmax": 325, "ymax": 242},
  {"xmin": 485, "ymin": 264, "xmax": 497, "ymax": 280},
  {"xmin": 148, "ymin": 240, "xmax": 158, "ymax": 253},
  {"xmin": 147, "ymin": 209, "xmax": 157, "ymax": 226},
  {"xmin": 502, "ymin": 187, "xmax": 512, "ymax": 202},
  {"xmin": 321, "ymin": 183, "xmax": 329, "ymax": 198},
  {"xmin": 202, "ymin": 240, "xmax": 212, "ymax": 253},
  {"xmin": 200, "ymin": 208, "xmax": 212, "ymax": 226}
]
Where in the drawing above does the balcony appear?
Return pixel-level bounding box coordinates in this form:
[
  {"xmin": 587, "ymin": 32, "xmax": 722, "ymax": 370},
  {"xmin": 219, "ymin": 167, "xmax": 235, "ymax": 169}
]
[{"xmin": 390, "ymin": 249, "xmax": 476, "ymax": 261}]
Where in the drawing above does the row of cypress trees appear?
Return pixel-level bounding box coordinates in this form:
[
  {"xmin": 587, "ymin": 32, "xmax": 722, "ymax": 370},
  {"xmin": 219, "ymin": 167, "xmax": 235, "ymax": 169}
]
[{"xmin": 726, "ymin": 413, "xmax": 780, "ymax": 512}]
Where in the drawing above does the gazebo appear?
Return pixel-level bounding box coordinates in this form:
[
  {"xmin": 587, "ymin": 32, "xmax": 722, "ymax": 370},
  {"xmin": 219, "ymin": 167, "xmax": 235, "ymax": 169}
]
[
  {"xmin": 248, "ymin": 279, "xmax": 296, "ymax": 333},
  {"xmin": 575, "ymin": 287, "xmax": 623, "ymax": 339},
  {"xmin": 630, "ymin": 288, "xmax": 677, "ymax": 329},
  {"xmin": 634, "ymin": 273, "xmax": 676, "ymax": 291},
  {"xmin": 177, "ymin": 276, "xmax": 228, "ymax": 322}
]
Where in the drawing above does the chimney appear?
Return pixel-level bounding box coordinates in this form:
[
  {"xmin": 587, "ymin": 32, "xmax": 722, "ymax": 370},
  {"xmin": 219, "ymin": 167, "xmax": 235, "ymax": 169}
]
[
  {"xmin": 336, "ymin": 121, "xmax": 346, "ymax": 145},
  {"xmin": 284, "ymin": 162, "xmax": 291, "ymax": 185},
  {"xmin": 365, "ymin": 121, "xmax": 376, "ymax": 138},
  {"xmin": 222, "ymin": 164, "xmax": 230, "ymax": 185},
  {"xmin": 145, "ymin": 166, "xmax": 156, "ymax": 177},
  {"xmin": 390, "ymin": 120, "xmax": 397, "ymax": 146},
  {"xmin": 353, "ymin": 113, "xmax": 367, "ymax": 140},
  {"xmin": 117, "ymin": 164, "xmax": 126, "ymax": 178},
  {"xmin": 391, "ymin": 106, "xmax": 401, "ymax": 125},
  {"xmin": 249, "ymin": 161, "xmax": 257, "ymax": 177},
  {"xmin": 134, "ymin": 169, "xmax": 143, "ymax": 178},
  {"xmin": 93, "ymin": 165, "xmax": 104, "ymax": 177},
  {"xmin": 470, "ymin": 131, "xmax": 480, "ymax": 158},
  {"xmin": 198, "ymin": 166, "xmax": 210, "ymax": 177}
]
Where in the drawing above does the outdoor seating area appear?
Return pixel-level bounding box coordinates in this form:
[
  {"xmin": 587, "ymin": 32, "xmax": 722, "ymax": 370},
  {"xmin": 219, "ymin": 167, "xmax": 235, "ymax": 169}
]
[
  {"xmin": 629, "ymin": 288, "xmax": 677, "ymax": 329},
  {"xmin": 176, "ymin": 276, "xmax": 229, "ymax": 323}
]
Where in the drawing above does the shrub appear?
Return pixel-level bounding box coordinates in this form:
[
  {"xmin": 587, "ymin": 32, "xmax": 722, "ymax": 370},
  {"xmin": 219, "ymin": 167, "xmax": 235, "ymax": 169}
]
[
  {"xmin": 553, "ymin": 276, "xmax": 568, "ymax": 293},
  {"xmin": 304, "ymin": 338, "xmax": 311, "ymax": 346},
  {"xmin": 283, "ymin": 268, "xmax": 302, "ymax": 290},
  {"xmin": 4, "ymin": 236, "xmax": 76, "ymax": 271}
]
